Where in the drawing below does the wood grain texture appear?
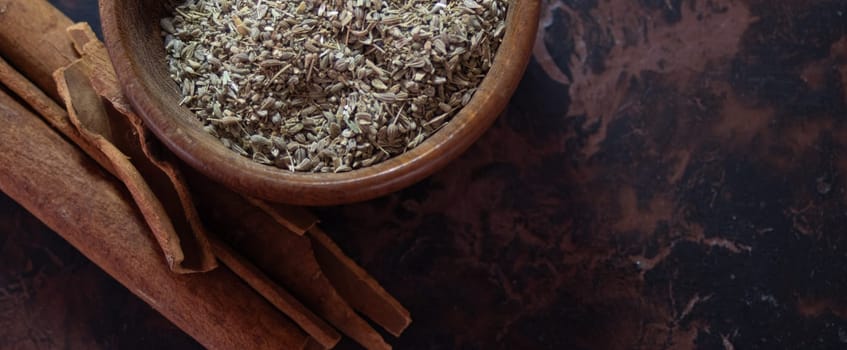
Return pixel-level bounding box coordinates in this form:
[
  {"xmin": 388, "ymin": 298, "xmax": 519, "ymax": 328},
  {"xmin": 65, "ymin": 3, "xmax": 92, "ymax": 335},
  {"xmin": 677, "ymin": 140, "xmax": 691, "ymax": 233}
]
[{"xmin": 99, "ymin": 0, "xmax": 541, "ymax": 205}]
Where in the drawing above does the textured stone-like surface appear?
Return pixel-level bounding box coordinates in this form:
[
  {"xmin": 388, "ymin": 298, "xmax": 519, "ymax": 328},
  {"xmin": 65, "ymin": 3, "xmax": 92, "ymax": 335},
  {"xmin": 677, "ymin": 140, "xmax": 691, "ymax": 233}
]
[
  {"xmin": 2, "ymin": 0, "xmax": 846, "ymax": 349},
  {"xmin": 321, "ymin": 1, "xmax": 847, "ymax": 349}
]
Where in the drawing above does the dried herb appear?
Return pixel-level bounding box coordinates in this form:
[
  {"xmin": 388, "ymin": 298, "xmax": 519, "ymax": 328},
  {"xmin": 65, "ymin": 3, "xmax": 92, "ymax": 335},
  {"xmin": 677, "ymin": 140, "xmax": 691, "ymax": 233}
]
[
  {"xmin": 0, "ymin": 1, "xmax": 416, "ymax": 347},
  {"xmin": 164, "ymin": 0, "xmax": 508, "ymax": 172}
]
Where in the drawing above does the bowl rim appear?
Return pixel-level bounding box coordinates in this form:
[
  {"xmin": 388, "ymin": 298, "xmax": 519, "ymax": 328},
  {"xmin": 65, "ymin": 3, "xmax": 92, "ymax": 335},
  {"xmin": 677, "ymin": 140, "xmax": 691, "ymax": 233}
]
[{"xmin": 100, "ymin": 0, "xmax": 540, "ymax": 206}]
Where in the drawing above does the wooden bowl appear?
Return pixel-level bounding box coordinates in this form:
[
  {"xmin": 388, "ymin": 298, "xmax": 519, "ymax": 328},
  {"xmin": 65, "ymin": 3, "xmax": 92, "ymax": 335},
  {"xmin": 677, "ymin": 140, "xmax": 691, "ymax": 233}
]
[{"xmin": 100, "ymin": 0, "xmax": 540, "ymax": 206}]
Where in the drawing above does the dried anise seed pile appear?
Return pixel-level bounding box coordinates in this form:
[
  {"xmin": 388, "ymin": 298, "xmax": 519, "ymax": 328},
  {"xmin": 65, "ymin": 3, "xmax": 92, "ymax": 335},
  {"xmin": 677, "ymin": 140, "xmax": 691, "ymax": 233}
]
[{"xmin": 163, "ymin": 0, "xmax": 508, "ymax": 172}]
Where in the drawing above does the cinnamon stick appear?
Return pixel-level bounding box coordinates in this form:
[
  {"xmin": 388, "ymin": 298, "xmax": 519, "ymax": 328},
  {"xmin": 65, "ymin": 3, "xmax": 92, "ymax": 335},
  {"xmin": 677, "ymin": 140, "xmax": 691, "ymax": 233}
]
[
  {"xmin": 0, "ymin": 56, "xmax": 113, "ymax": 171},
  {"xmin": 309, "ymin": 227, "xmax": 412, "ymax": 337},
  {"xmin": 0, "ymin": 0, "xmax": 405, "ymax": 348},
  {"xmin": 0, "ymin": 0, "xmax": 316, "ymax": 348},
  {"xmin": 0, "ymin": 0, "xmax": 77, "ymax": 100},
  {"xmin": 67, "ymin": 18, "xmax": 409, "ymax": 346},
  {"xmin": 0, "ymin": 88, "xmax": 311, "ymax": 349},
  {"xmin": 255, "ymin": 201, "xmax": 412, "ymax": 336},
  {"xmin": 244, "ymin": 197, "xmax": 319, "ymax": 236},
  {"xmin": 63, "ymin": 24, "xmax": 351, "ymax": 346},
  {"xmin": 189, "ymin": 173, "xmax": 392, "ymax": 350},
  {"xmin": 0, "ymin": 2, "xmax": 216, "ymax": 273},
  {"xmin": 210, "ymin": 237, "xmax": 342, "ymax": 349},
  {"xmin": 54, "ymin": 23, "xmax": 217, "ymax": 273}
]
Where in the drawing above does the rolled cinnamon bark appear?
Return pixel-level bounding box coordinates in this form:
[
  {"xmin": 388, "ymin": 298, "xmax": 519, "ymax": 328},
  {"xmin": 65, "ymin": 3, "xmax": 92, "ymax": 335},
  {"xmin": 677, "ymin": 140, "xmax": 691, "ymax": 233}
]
[
  {"xmin": 309, "ymin": 227, "xmax": 412, "ymax": 337},
  {"xmin": 244, "ymin": 197, "xmax": 319, "ymax": 236},
  {"xmin": 62, "ymin": 19, "xmax": 405, "ymax": 348},
  {"xmin": 55, "ymin": 25, "xmax": 217, "ymax": 273},
  {"xmin": 0, "ymin": 0, "xmax": 78, "ymax": 100},
  {"xmin": 210, "ymin": 237, "xmax": 342, "ymax": 349},
  {"xmin": 0, "ymin": 1, "xmax": 217, "ymax": 273},
  {"xmin": 253, "ymin": 200, "xmax": 412, "ymax": 336},
  {"xmin": 0, "ymin": 1, "xmax": 410, "ymax": 347},
  {"xmin": 0, "ymin": 55, "xmax": 113, "ymax": 171},
  {"xmin": 0, "ymin": 87, "xmax": 312, "ymax": 349},
  {"xmin": 189, "ymin": 172, "xmax": 392, "ymax": 350}
]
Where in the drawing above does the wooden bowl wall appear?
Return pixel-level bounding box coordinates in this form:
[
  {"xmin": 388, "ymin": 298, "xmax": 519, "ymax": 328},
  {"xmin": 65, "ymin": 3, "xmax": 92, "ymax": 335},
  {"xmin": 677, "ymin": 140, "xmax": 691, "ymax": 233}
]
[{"xmin": 100, "ymin": 0, "xmax": 540, "ymax": 206}]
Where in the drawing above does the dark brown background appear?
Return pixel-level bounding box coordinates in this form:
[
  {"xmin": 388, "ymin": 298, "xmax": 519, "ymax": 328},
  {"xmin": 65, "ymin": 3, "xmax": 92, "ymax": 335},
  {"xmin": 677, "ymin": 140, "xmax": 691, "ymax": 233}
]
[{"xmin": 2, "ymin": 0, "xmax": 847, "ymax": 349}]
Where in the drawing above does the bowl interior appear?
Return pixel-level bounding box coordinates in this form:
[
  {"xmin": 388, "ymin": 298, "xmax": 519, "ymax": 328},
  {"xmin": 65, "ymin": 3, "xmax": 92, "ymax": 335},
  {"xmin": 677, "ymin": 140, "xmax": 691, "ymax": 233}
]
[{"xmin": 102, "ymin": 0, "xmax": 539, "ymax": 205}]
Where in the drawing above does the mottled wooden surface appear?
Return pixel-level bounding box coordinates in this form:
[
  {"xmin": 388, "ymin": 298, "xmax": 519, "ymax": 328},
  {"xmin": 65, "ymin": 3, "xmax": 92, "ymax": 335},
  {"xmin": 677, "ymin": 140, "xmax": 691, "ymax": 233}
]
[{"xmin": 3, "ymin": 0, "xmax": 847, "ymax": 348}]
